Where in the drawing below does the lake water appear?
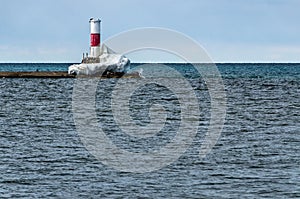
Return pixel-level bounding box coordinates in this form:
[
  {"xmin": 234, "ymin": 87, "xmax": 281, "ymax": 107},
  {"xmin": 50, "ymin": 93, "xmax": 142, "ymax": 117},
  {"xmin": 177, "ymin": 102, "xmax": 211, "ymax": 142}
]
[{"xmin": 0, "ymin": 63, "xmax": 299, "ymax": 198}]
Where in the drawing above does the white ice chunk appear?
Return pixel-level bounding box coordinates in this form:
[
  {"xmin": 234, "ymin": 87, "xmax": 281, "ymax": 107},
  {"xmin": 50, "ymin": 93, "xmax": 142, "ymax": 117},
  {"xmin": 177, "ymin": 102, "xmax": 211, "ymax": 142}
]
[{"xmin": 68, "ymin": 45, "xmax": 130, "ymax": 75}]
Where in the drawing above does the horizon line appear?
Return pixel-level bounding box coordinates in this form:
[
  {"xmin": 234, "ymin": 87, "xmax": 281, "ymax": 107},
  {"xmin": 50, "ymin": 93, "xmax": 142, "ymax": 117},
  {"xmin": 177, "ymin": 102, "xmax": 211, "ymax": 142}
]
[{"xmin": 0, "ymin": 61, "xmax": 300, "ymax": 64}]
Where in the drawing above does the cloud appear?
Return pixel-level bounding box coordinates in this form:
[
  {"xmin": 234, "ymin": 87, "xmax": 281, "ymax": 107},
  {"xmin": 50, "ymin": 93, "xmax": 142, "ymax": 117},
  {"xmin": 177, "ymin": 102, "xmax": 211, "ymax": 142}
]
[
  {"xmin": 1, "ymin": 0, "xmax": 300, "ymax": 62},
  {"xmin": 0, "ymin": 44, "xmax": 79, "ymax": 62},
  {"xmin": 204, "ymin": 41, "xmax": 300, "ymax": 62}
]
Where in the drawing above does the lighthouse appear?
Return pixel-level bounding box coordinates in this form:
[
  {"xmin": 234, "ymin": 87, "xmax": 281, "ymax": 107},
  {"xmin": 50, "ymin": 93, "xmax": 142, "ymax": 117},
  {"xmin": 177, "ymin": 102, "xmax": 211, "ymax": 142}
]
[
  {"xmin": 89, "ymin": 18, "xmax": 101, "ymax": 58},
  {"xmin": 69, "ymin": 18, "xmax": 132, "ymax": 76}
]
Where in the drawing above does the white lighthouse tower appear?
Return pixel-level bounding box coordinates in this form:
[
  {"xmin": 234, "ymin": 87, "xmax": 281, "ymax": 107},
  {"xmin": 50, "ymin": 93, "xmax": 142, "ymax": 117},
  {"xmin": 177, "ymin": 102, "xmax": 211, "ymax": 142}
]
[{"xmin": 89, "ymin": 18, "xmax": 101, "ymax": 58}]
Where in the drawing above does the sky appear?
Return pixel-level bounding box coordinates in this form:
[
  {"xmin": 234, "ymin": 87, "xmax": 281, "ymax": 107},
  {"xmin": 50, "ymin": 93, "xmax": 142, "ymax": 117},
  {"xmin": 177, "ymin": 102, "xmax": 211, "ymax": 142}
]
[{"xmin": 0, "ymin": 0, "xmax": 300, "ymax": 63}]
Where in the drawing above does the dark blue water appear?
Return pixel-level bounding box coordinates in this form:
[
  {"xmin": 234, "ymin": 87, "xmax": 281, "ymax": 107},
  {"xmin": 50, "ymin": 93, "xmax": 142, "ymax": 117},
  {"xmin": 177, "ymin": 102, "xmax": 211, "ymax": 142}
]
[
  {"xmin": 1, "ymin": 63, "xmax": 300, "ymax": 77},
  {"xmin": 0, "ymin": 63, "xmax": 299, "ymax": 198}
]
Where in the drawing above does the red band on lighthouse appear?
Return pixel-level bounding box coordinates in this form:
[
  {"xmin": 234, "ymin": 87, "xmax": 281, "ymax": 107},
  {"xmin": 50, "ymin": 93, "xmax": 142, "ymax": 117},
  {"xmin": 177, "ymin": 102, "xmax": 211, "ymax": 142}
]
[{"xmin": 90, "ymin": 33, "xmax": 100, "ymax": 47}]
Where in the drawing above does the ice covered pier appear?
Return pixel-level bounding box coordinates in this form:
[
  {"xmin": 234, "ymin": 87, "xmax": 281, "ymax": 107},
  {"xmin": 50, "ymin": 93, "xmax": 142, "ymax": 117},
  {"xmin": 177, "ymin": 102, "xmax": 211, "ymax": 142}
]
[
  {"xmin": 0, "ymin": 71, "xmax": 74, "ymax": 78},
  {"xmin": 0, "ymin": 71, "xmax": 140, "ymax": 78}
]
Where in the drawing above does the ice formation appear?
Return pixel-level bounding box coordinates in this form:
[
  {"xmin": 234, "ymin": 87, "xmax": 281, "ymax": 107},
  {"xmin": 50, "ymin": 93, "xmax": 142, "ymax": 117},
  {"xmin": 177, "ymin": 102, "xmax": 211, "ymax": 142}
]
[{"xmin": 68, "ymin": 45, "xmax": 130, "ymax": 76}]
